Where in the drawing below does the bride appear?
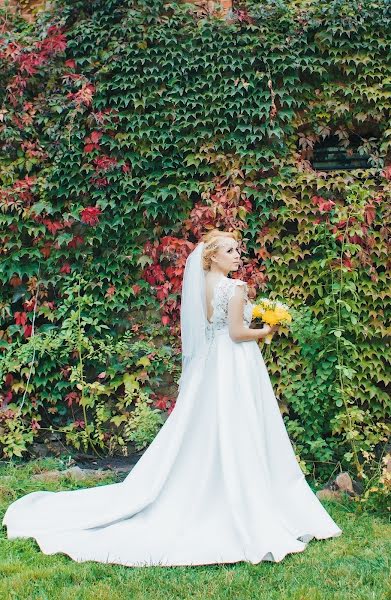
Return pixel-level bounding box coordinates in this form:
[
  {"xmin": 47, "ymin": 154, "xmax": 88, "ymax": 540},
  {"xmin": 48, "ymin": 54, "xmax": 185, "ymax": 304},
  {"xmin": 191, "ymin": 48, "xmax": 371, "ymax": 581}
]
[{"xmin": 2, "ymin": 229, "xmax": 342, "ymax": 567}]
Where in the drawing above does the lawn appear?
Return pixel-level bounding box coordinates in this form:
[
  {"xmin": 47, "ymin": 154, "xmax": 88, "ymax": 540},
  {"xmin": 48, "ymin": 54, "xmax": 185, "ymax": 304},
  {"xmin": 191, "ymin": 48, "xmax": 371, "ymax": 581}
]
[{"xmin": 0, "ymin": 459, "xmax": 390, "ymax": 600}]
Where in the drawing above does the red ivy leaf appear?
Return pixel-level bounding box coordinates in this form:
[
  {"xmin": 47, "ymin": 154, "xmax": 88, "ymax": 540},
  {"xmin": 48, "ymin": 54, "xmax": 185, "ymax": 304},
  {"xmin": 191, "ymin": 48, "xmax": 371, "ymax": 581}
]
[
  {"xmin": 312, "ymin": 195, "xmax": 335, "ymax": 212},
  {"xmin": 80, "ymin": 206, "xmax": 102, "ymax": 226},
  {"xmin": 382, "ymin": 165, "xmax": 391, "ymax": 180},
  {"xmin": 93, "ymin": 155, "xmax": 118, "ymax": 172},
  {"xmin": 84, "ymin": 130, "xmax": 102, "ymax": 153},
  {"xmin": 64, "ymin": 59, "xmax": 76, "ymax": 69},
  {"xmin": 342, "ymin": 256, "xmax": 353, "ymax": 269},
  {"xmin": 65, "ymin": 391, "xmax": 80, "ymax": 407},
  {"xmin": 31, "ymin": 418, "xmax": 41, "ymax": 431},
  {"xmin": 68, "ymin": 235, "xmax": 84, "ymax": 248},
  {"xmin": 90, "ymin": 176, "xmax": 108, "ymax": 187},
  {"xmin": 43, "ymin": 219, "xmax": 64, "ymax": 235},
  {"xmin": 67, "ymin": 83, "xmax": 95, "ymax": 107},
  {"xmin": 5, "ymin": 373, "xmax": 14, "ymax": 387},
  {"xmin": 40, "ymin": 26, "xmax": 67, "ymax": 54},
  {"xmin": 40, "ymin": 243, "xmax": 52, "ymax": 258},
  {"xmin": 132, "ymin": 284, "xmax": 141, "ymax": 295},
  {"xmin": 84, "ymin": 143, "xmax": 97, "ymax": 153},
  {"xmin": 23, "ymin": 298, "xmax": 36, "ymax": 312},
  {"xmin": 23, "ymin": 324, "xmax": 33, "ymax": 338},
  {"xmin": 105, "ymin": 285, "xmax": 116, "ymax": 298},
  {"xmin": 14, "ymin": 311, "xmax": 27, "ymax": 326},
  {"xmin": 90, "ymin": 131, "xmax": 102, "ymax": 144},
  {"xmin": 60, "ymin": 262, "xmax": 72, "ymax": 274},
  {"xmin": 10, "ymin": 276, "xmax": 23, "ymax": 287},
  {"xmin": 364, "ymin": 204, "xmax": 376, "ymax": 226}
]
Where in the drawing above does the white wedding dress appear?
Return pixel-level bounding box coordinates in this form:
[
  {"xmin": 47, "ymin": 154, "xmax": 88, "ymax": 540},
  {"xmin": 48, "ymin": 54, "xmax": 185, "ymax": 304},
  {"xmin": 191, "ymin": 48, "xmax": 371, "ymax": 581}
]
[{"xmin": 2, "ymin": 276, "xmax": 342, "ymax": 567}]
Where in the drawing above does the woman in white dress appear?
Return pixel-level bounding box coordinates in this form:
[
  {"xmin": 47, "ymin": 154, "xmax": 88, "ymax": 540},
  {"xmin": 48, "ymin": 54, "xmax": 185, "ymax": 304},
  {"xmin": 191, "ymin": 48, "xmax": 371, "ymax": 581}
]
[{"xmin": 2, "ymin": 228, "xmax": 342, "ymax": 567}]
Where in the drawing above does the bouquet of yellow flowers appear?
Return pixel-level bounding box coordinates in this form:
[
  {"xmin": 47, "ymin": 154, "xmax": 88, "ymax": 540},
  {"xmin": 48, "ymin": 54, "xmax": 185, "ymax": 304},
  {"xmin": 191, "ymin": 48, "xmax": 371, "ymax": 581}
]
[{"xmin": 252, "ymin": 298, "xmax": 292, "ymax": 344}]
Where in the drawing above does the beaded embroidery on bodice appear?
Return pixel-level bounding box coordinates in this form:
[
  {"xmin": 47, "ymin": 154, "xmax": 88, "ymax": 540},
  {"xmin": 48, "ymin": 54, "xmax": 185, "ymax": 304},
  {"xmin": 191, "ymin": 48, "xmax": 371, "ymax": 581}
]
[{"xmin": 206, "ymin": 277, "xmax": 253, "ymax": 341}]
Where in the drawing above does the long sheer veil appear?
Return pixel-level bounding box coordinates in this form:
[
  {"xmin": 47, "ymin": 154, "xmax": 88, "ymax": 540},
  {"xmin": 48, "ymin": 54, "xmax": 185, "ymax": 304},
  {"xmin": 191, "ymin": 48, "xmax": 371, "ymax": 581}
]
[{"xmin": 178, "ymin": 241, "xmax": 207, "ymax": 390}]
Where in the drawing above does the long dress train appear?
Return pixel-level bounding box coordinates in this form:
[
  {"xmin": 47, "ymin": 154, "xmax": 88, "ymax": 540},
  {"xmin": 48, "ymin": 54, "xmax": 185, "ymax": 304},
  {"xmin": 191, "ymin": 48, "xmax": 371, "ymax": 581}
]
[{"xmin": 2, "ymin": 276, "xmax": 342, "ymax": 567}]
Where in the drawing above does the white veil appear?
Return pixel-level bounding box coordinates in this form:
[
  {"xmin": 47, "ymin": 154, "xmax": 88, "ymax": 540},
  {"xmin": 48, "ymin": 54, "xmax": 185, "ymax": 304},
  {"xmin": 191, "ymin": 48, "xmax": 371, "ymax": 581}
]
[{"xmin": 178, "ymin": 241, "xmax": 207, "ymax": 391}]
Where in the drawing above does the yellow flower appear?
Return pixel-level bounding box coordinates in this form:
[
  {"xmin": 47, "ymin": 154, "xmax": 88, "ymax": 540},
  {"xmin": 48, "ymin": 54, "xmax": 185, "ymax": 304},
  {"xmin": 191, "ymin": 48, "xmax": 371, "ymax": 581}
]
[
  {"xmin": 274, "ymin": 307, "xmax": 292, "ymax": 323},
  {"xmin": 251, "ymin": 298, "xmax": 293, "ymax": 341},
  {"xmin": 261, "ymin": 309, "xmax": 281, "ymax": 326},
  {"xmin": 252, "ymin": 305, "xmax": 264, "ymax": 319}
]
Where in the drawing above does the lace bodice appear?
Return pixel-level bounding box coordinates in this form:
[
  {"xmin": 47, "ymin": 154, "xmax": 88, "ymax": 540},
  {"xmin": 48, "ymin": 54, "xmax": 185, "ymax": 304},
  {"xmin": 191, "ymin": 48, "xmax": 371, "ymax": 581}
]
[{"xmin": 206, "ymin": 276, "xmax": 253, "ymax": 341}]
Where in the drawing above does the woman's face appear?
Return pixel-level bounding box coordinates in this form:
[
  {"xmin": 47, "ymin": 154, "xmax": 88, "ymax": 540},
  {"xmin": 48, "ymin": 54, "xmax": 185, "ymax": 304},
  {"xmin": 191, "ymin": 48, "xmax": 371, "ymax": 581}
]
[{"xmin": 211, "ymin": 237, "xmax": 241, "ymax": 273}]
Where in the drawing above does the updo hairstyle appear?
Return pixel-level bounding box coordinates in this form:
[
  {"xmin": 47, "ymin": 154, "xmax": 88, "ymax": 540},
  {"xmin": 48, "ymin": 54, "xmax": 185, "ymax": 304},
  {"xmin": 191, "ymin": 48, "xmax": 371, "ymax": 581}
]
[{"xmin": 200, "ymin": 229, "xmax": 241, "ymax": 271}]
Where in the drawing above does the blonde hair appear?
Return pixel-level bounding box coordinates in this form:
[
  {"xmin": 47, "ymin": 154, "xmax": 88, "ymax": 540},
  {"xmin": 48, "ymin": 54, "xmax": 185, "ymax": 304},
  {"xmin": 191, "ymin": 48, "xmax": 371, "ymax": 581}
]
[{"xmin": 200, "ymin": 229, "xmax": 241, "ymax": 271}]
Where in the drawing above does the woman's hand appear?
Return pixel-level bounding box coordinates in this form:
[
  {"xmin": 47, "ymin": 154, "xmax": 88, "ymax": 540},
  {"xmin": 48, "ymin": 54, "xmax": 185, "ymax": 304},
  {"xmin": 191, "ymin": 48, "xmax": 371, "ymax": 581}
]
[
  {"xmin": 263, "ymin": 323, "xmax": 279, "ymax": 335},
  {"xmin": 255, "ymin": 323, "xmax": 280, "ymax": 340}
]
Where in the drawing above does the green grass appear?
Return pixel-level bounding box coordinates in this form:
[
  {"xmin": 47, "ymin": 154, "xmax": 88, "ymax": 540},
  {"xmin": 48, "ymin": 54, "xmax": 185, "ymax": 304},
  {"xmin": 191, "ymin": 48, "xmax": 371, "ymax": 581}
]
[{"xmin": 0, "ymin": 459, "xmax": 390, "ymax": 600}]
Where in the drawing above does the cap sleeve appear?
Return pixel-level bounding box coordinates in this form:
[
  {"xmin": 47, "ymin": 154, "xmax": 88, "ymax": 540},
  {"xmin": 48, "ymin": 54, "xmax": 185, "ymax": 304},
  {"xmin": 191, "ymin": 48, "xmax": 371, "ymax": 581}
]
[{"xmin": 227, "ymin": 279, "xmax": 248, "ymax": 303}]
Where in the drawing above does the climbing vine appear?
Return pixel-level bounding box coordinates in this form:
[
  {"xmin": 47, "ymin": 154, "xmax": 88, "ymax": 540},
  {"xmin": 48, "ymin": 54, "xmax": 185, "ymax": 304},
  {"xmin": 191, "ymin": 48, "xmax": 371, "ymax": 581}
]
[{"xmin": 0, "ymin": 1, "xmax": 389, "ymax": 491}]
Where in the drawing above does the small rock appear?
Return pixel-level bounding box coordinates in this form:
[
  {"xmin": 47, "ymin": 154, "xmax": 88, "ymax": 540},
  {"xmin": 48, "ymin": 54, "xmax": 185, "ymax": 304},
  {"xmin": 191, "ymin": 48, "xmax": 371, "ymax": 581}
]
[
  {"xmin": 62, "ymin": 466, "xmax": 107, "ymax": 480},
  {"xmin": 33, "ymin": 470, "xmax": 62, "ymax": 482},
  {"xmin": 63, "ymin": 466, "xmax": 88, "ymax": 480},
  {"xmin": 335, "ymin": 472, "xmax": 354, "ymax": 494},
  {"xmin": 316, "ymin": 489, "xmax": 342, "ymax": 501},
  {"xmin": 317, "ymin": 471, "xmax": 361, "ymax": 501},
  {"xmin": 32, "ymin": 466, "xmax": 107, "ymax": 482}
]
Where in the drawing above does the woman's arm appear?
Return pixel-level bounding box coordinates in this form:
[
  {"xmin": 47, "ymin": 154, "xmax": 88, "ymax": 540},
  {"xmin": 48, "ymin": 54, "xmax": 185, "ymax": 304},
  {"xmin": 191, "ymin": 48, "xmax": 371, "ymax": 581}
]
[{"xmin": 228, "ymin": 284, "xmax": 279, "ymax": 343}]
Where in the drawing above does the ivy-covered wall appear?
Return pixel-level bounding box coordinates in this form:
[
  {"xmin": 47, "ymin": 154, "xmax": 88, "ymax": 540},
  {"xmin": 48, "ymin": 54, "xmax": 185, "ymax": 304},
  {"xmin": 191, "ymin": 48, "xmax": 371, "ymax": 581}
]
[{"xmin": 0, "ymin": 0, "xmax": 389, "ymax": 484}]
